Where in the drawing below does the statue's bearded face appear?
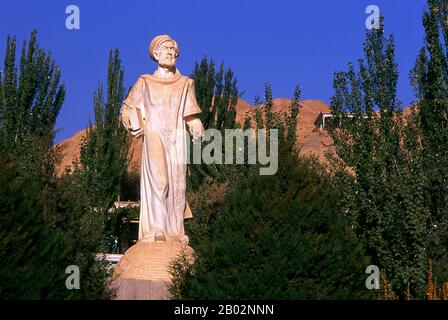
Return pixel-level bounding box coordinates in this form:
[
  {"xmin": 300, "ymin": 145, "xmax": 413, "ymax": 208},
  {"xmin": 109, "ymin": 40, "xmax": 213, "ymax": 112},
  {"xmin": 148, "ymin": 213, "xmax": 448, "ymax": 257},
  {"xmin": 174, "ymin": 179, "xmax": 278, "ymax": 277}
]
[{"xmin": 155, "ymin": 41, "xmax": 178, "ymax": 68}]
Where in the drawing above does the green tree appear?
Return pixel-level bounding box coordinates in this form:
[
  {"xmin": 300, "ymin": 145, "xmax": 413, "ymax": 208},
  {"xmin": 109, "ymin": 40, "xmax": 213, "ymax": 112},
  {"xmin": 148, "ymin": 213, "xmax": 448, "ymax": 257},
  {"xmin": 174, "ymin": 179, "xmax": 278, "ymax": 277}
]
[
  {"xmin": 171, "ymin": 143, "xmax": 371, "ymax": 300},
  {"xmin": 328, "ymin": 19, "xmax": 430, "ymax": 298},
  {"xmin": 255, "ymin": 82, "xmax": 301, "ymax": 148},
  {"xmin": 74, "ymin": 49, "xmax": 131, "ymax": 211},
  {"xmin": 0, "ymin": 30, "xmax": 65, "ymax": 181},
  {"xmin": 191, "ymin": 57, "xmax": 239, "ymax": 130},
  {"xmin": 0, "ymin": 33, "xmax": 111, "ymax": 299},
  {"xmin": 188, "ymin": 57, "xmax": 241, "ymax": 189},
  {"xmin": 172, "ymin": 85, "xmax": 371, "ymax": 299},
  {"xmin": 0, "ymin": 136, "xmax": 113, "ymax": 299},
  {"xmin": 410, "ymin": 0, "xmax": 448, "ymax": 284},
  {"xmin": 286, "ymin": 85, "xmax": 301, "ymax": 147},
  {"xmin": 72, "ymin": 49, "xmax": 131, "ymax": 253},
  {"xmin": 185, "ymin": 82, "xmax": 300, "ymax": 250}
]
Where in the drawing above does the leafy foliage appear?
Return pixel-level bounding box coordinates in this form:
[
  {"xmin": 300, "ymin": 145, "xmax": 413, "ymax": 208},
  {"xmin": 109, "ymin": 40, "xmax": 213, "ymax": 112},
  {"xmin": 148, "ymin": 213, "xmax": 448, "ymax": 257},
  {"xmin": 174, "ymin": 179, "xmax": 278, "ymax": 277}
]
[
  {"xmin": 71, "ymin": 49, "xmax": 133, "ymax": 254},
  {"xmin": 192, "ymin": 57, "xmax": 239, "ymax": 130},
  {"xmin": 187, "ymin": 57, "xmax": 241, "ymax": 189},
  {"xmin": 410, "ymin": 0, "xmax": 448, "ymax": 286},
  {"xmin": 0, "ymin": 33, "xmax": 111, "ymax": 299},
  {"xmin": 175, "ymin": 154, "xmax": 373, "ymax": 299},
  {"xmin": 170, "ymin": 84, "xmax": 371, "ymax": 299},
  {"xmin": 73, "ymin": 49, "xmax": 131, "ymax": 210},
  {"xmin": 0, "ymin": 30, "xmax": 65, "ymax": 182},
  {"xmin": 326, "ymin": 15, "xmax": 448, "ymax": 298}
]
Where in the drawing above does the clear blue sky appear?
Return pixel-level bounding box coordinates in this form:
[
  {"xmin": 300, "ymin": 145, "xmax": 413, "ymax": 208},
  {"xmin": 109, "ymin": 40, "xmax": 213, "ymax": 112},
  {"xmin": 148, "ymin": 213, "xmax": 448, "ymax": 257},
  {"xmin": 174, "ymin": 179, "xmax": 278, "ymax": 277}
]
[{"xmin": 0, "ymin": 0, "xmax": 427, "ymax": 143}]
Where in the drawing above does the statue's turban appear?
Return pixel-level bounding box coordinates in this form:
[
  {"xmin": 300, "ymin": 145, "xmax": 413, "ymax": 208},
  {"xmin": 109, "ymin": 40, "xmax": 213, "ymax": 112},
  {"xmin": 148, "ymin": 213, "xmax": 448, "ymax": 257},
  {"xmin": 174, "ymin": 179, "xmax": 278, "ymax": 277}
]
[{"xmin": 149, "ymin": 35, "xmax": 179, "ymax": 62}]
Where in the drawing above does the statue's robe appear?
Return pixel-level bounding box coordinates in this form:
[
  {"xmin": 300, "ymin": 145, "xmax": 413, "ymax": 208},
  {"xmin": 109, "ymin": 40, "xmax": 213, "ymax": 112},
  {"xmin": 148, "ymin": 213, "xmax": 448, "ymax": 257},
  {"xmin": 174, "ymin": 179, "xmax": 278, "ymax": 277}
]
[{"xmin": 122, "ymin": 69, "xmax": 200, "ymax": 242}]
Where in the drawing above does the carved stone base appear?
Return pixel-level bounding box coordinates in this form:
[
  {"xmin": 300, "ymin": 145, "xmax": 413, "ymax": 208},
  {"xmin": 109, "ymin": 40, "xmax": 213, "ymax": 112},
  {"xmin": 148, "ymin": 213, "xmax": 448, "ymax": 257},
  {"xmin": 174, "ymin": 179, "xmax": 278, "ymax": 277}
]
[{"xmin": 113, "ymin": 240, "xmax": 194, "ymax": 300}]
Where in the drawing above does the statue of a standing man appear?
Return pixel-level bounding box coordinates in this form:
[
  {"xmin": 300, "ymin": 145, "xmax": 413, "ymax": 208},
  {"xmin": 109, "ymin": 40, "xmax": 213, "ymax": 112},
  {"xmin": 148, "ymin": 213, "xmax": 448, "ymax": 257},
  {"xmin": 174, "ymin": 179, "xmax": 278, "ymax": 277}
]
[{"xmin": 119, "ymin": 35, "xmax": 204, "ymax": 245}]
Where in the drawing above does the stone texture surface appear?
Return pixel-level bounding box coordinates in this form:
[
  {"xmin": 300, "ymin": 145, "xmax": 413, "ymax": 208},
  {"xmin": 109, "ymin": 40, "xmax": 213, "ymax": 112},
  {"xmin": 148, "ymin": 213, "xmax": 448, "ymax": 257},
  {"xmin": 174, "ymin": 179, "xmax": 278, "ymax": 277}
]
[
  {"xmin": 119, "ymin": 35, "xmax": 204, "ymax": 242},
  {"xmin": 113, "ymin": 240, "xmax": 194, "ymax": 300}
]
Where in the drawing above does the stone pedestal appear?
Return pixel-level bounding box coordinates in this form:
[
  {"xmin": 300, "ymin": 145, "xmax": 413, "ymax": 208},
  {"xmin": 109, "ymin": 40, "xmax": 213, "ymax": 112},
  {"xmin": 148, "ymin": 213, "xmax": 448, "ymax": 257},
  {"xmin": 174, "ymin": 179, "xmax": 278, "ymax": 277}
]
[{"xmin": 113, "ymin": 240, "xmax": 194, "ymax": 300}]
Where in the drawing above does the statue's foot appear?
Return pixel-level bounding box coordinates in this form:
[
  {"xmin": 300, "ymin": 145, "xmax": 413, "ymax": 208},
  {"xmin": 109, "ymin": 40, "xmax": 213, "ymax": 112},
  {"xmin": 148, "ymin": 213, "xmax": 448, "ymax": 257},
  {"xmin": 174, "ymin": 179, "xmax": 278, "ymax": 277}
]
[{"xmin": 154, "ymin": 231, "xmax": 166, "ymax": 242}]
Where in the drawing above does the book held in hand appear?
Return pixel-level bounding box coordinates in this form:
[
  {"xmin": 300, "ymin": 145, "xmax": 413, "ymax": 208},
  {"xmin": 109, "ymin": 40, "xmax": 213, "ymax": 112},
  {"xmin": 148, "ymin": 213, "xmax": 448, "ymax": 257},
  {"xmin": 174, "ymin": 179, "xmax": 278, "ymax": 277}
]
[{"xmin": 129, "ymin": 108, "xmax": 141, "ymax": 132}]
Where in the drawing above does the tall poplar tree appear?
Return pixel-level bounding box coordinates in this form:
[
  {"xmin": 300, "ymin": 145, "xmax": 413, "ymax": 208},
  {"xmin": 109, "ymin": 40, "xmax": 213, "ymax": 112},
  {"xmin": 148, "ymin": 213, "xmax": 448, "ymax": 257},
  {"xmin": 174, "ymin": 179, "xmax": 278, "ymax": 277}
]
[
  {"xmin": 0, "ymin": 30, "xmax": 65, "ymax": 180},
  {"xmin": 328, "ymin": 19, "xmax": 430, "ymax": 298},
  {"xmin": 74, "ymin": 49, "xmax": 130, "ymax": 211},
  {"xmin": 188, "ymin": 57, "xmax": 241, "ymax": 189},
  {"xmin": 0, "ymin": 32, "xmax": 112, "ymax": 299},
  {"xmin": 411, "ymin": 0, "xmax": 448, "ymax": 284}
]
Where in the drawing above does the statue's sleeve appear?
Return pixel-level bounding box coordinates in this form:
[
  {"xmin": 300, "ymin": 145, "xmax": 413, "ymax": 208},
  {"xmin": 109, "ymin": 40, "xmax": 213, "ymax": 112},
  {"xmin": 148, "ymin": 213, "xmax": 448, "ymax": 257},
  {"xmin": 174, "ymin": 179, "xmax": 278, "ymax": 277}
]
[
  {"xmin": 121, "ymin": 76, "xmax": 146, "ymax": 130},
  {"xmin": 183, "ymin": 79, "xmax": 202, "ymax": 119},
  {"xmin": 123, "ymin": 76, "xmax": 145, "ymax": 111}
]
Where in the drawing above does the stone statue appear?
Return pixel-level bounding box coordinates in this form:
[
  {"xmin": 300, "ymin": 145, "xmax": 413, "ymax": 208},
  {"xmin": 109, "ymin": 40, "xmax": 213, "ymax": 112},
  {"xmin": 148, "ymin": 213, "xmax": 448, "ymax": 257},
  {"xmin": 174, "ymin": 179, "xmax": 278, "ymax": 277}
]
[{"xmin": 119, "ymin": 35, "xmax": 204, "ymax": 245}]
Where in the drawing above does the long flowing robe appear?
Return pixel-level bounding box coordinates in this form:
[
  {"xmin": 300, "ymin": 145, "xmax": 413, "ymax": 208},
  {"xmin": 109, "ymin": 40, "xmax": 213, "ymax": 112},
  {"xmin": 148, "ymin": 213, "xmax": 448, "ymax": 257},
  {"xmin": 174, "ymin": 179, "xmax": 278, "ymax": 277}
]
[{"xmin": 122, "ymin": 69, "xmax": 201, "ymax": 242}]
